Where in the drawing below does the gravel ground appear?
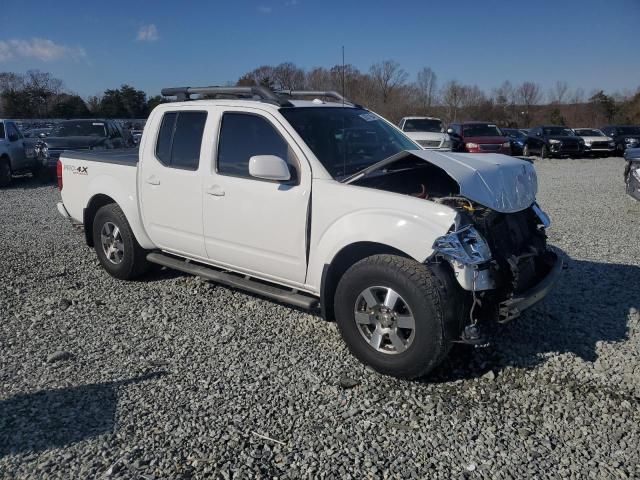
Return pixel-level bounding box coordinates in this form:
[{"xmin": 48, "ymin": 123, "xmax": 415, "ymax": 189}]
[{"xmin": 1, "ymin": 157, "xmax": 639, "ymax": 479}]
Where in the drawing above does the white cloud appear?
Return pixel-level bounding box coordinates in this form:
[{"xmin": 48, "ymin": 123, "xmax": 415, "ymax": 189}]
[
  {"xmin": 257, "ymin": 5, "xmax": 272, "ymax": 13},
  {"xmin": 137, "ymin": 24, "xmax": 159, "ymax": 42},
  {"xmin": 0, "ymin": 38, "xmax": 86, "ymax": 62}
]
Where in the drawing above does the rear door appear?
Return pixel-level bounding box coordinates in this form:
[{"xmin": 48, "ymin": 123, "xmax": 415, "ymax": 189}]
[
  {"xmin": 138, "ymin": 109, "xmax": 209, "ymax": 258},
  {"xmin": 202, "ymin": 108, "xmax": 311, "ymax": 285}
]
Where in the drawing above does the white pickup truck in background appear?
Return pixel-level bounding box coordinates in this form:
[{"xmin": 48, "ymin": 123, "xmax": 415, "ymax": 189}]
[{"xmin": 56, "ymin": 86, "xmax": 562, "ymax": 378}]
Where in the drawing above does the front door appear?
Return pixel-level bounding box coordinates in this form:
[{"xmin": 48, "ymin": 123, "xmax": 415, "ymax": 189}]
[
  {"xmin": 5, "ymin": 122, "xmax": 28, "ymax": 170},
  {"xmin": 203, "ymin": 110, "xmax": 310, "ymax": 285},
  {"xmin": 138, "ymin": 109, "xmax": 209, "ymax": 258}
]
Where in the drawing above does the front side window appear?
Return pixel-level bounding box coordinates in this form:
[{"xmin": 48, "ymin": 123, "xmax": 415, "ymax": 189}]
[
  {"xmin": 280, "ymin": 107, "xmax": 416, "ymax": 180},
  {"xmin": 155, "ymin": 111, "xmax": 207, "ymax": 170},
  {"xmin": 0, "ymin": 123, "xmax": 6, "ymax": 139},
  {"xmin": 6, "ymin": 123, "xmax": 21, "ymax": 140},
  {"xmin": 217, "ymin": 113, "xmax": 290, "ymax": 178}
]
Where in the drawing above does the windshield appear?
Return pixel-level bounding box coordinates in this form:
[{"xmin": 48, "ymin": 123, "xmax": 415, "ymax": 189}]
[
  {"xmin": 575, "ymin": 129, "xmax": 603, "ymax": 137},
  {"xmin": 463, "ymin": 124, "xmax": 502, "ymax": 137},
  {"xmin": 543, "ymin": 127, "xmax": 575, "ymax": 136},
  {"xmin": 618, "ymin": 126, "xmax": 640, "ymax": 135},
  {"xmin": 280, "ymin": 107, "xmax": 417, "ymax": 179},
  {"xmin": 402, "ymin": 118, "xmax": 442, "ymax": 133},
  {"xmin": 51, "ymin": 121, "xmax": 107, "ymax": 138}
]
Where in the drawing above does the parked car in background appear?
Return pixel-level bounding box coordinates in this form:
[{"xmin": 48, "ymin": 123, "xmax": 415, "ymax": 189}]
[
  {"xmin": 35, "ymin": 119, "xmax": 129, "ymax": 171},
  {"xmin": 55, "ymin": 86, "xmax": 560, "ymax": 379},
  {"xmin": 130, "ymin": 129, "xmax": 144, "ymax": 145},
  {"xmin": 501, "ymin": 128, "xmax": 528, "ymax": 156},
  {"xmin": 524, "ymin": 126, "xmax": 585, "ymax": 158},
  {"xmin": 23, "ymin": 127, "xmax": 53, "ymax": 139},
  {"xmin": 447, "ymin": 122, "xmax": 511, "ymax": 154},
  {"xmin": 0, "ymin": 119, "xmax": 38, "ymax": 186},
  {"xmin": 398, "ymin": 116, "xmax": 450, "ymax": 150},
  {"xmin": 573, "ymin": 128, "xmax": 616, "ymax": 157},
  {"xmin": 624, "ymin": 148, "xmax": 640, "ymax": 201},
  {"xmin": 600, "ymin": 125, "xmax": 640, "ymax": 154}
]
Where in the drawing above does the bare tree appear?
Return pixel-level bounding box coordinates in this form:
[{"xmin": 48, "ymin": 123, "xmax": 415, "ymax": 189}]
[
  {"xmin": 548, "ymin": 80, "xmax": 569, "ymax": 104},
  {"xmin": 440, "ymin": 80, "xmax": 465, "ymax": 122},
  {"xmin": 237, "ymin": 65, "xmax": 276, "ymax": 89},
  {"xmin": 272, "ymin": 62, "xmax": 305, "ymax": 90},
  {"xmin": 516, "ymin": 81, "xmax": 542, "ymax": 126},
  {"xmin": 416, "ymin": 67, "xmax": 437, "ymax": 111},
  {"xmin": 369, "ymin": 60, "xmax": 408, "ymax": 103}
]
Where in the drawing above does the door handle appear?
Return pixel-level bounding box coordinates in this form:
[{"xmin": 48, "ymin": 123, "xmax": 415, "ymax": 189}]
[
  {"xmin": 145, "ymin": 176, "xmax": 160, "ymax": 186},
  {"xmin": 205, "ymin": 185, "xmax": 225, "ymax": 197}
]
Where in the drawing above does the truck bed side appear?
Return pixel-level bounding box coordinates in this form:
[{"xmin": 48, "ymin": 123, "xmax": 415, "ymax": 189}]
[{"xmin": 58, "ymin": 150, "xmax": 154, "ymax": 249}]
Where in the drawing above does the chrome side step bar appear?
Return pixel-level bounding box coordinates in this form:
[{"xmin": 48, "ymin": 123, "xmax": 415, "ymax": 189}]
[{"xmin": 146, "ymin": 252, "xmax": 319, "ymax": 310}]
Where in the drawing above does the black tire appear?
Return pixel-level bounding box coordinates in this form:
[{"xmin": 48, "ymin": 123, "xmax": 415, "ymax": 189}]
[
  {"xmin": 0, "ymin": 158, "xmax": 12, "ymax": 187},
  {"xmin": 540, "ymin": 145, "xmax": 547, "ymax": 159},
  {"xmin": 522, "ymin": 144, "xmax": 530, "ymax": 157},
  {"xmin": 334, "ymin": 254, "xmax": 451, "ymax": 379},
  {"xmin": 92, "ymin": 203, "xmax": 150, "ymax": 280}
]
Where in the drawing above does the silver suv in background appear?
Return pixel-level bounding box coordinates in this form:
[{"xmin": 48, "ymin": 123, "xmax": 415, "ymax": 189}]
[
  {"xmin": 0, "ymin": 119, "xmax": 38, "ymax": 187},
  {"xmin": 398, "ymin": 116, "xmax": 451, "ymax": 150}
]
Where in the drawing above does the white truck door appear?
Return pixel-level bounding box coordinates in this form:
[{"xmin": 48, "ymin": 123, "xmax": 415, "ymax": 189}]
[
  {"xmin": 203, "ymin": 109, "xmax": 310, "ymax": 286},
  {"xmin": 139, "ymin": 109, "xmax": 208, "ymax": 258}
]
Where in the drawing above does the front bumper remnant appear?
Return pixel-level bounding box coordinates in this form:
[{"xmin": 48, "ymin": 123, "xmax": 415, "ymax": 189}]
[{"xmin": 498, "ymin": 250, "xmax": 563, "ymax": 322}]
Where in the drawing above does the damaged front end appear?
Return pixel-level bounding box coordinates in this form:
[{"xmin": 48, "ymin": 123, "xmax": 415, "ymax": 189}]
[{"xmin": 349, "ymin": 149, "xmax": 563, "ymax": 338}]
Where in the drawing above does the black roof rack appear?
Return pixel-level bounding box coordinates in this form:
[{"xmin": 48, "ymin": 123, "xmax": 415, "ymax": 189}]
[
  {"xmin": 160, "ymin": 86, "xmax": 293, "ymax": 106},
  {"xmin": 161, "ymin": 86, "xmax": 357, "ymax": 108}
]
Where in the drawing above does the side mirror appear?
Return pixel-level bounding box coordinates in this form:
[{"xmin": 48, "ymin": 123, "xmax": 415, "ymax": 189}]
[
  {"xmin": 248, "ymin": 155, "xmax": 291, "ymax": 181},
  {"xmin": 536, "ymin": 132, "xmax": 541, "ymax": 136},
  {"xmin": 446, "ymin": 128, "xmax": 454, "ymax": 135}
]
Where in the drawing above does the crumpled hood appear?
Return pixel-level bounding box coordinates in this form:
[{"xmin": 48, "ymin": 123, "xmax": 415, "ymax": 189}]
[
  {"xmin": 347, "ymin": 149, "xmax": 537, "ymax": 213},
  {"xmin": 39, "ymin": 136, "xmax": 106, "ymax": 149}
]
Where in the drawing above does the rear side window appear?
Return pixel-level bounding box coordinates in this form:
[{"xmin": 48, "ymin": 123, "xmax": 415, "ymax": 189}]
[
  {"xmin": 155, "ymin": 111, "xmax": 207, "ymax": 170},
  {"xmin": 217, "ymin": 113, "xmax": 290, "ymax": 179},
  {"xmin": 0, "ymin": 123, "xmax": 4, "ymax": 139}
]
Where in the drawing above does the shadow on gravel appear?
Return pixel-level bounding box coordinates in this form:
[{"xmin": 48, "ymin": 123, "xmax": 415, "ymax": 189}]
[
  {"xmin": 0, "ymin": 371, "xmax": 165, "ymax": 457},
  {"xmin": 1, "ymin": 175, "xmax": 55, "ymax": 191},
  {"xmin": 429, "ymin": 254, "xmax": 640, "ymax": 382}
]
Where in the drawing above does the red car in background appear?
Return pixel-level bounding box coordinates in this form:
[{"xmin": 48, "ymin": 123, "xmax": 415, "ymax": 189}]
[{"xmin": 447, "ymin": 122, "xmax": 511, "ymax": 154}]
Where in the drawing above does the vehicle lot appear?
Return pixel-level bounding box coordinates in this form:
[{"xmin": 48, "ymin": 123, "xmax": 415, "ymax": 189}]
[{"xmin": 1, "ymin": 157, "xmax": 639, "ymax": 478}]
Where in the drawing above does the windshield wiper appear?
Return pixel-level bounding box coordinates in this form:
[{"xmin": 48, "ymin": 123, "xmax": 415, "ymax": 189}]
[{"xmin": 340, "ymin": 151, "xmax": 409, "ymax": 184}]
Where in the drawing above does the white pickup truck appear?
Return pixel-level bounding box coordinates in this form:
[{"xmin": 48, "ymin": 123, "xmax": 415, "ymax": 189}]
[{"xmin": 57, "ymin": 86, "xmax": 562, "ymax": 379}]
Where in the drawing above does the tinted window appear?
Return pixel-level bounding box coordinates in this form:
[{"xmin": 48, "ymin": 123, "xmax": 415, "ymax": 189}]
[
  {"xmin": 156, "ymin": 113, "xmax": 177, "ymax": 165},
  {"xmin": 217, "ymin": 113, "xmax": 289, "ymax": 178},
  {"xmin": 7, "ymin": 123, "xmax": 20, "ymax": 140},
  {"xmin": 463, "ymin": 124, "xmax": 502, "ymax": 137},
  {"xmin": 155, "ymin": 111, "xmax": 207, "ymax": 170},
  {"xmin": 0, "ymin": 123, "xmax": 5, "ymax": 139},
  {"xmin": 403, "ymin": 118, "xmax": 442, "ymax": 133},
  {"xmin": 542, "ymin": 127, "xmax": 574, "ymax": 136}
]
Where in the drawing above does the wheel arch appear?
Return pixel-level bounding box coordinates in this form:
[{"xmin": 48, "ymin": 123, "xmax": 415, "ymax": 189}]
[
  {"xmin": 320, "ymin": 241, "xmax": 410, "ymax": 322},
  {"xmin": 83, "ymin": 194, "xmax": 118, "ymax": 247}
]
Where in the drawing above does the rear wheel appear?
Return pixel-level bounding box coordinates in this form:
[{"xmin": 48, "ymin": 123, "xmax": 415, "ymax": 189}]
[
  {"xmin": 0, "ymin": 158, "xmax": 12, "ymax": 187},
  {"xmin": 334, "ymin": 254, "xmax": 450, "ymax": 379},
  {"xmin": 92, "ymin": 204, "xmax": 150, "ymax": 280}
]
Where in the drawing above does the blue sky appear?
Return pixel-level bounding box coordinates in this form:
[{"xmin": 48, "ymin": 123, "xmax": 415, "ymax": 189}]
[{"xmin": 0, "ymin": 0, "xmax": 638, "ymax": 99}]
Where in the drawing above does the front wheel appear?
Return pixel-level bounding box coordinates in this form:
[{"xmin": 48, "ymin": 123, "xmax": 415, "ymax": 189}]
[
  {"xmin": 334, "ymin": 255, "xmax": 451, "ymax": 379},
  {"xmin": 540, "ymin": 145, "xmax": 548, "ymax": 159},
  {"xmin": 0, "ymin": 159, "xmax": 12, "ymax": 187},
  {"xmin": 92, "ymin": 204, "xmax": 150, "ymax": 280}
]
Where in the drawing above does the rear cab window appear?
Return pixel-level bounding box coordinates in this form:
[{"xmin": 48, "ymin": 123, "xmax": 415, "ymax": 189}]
[{"xmin": 155, "ymin": 111, "xmax": 207, "ymax": 170}]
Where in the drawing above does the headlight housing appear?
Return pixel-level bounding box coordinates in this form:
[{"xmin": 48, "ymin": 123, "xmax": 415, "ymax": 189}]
[
  {"xmin": 625, "ymin": 138, "xmax": 636, "ymax": 143},
  {"xmin": 465, "ymin": 142, "xmax": 479, "ymax": 149},
  {"xmin": 548, "ymin": 139, "xmax": 561, "ymax": 144},
  {"xmin": 433, "ymin": 225, "xmax": 492, "ymax": 266},
  {"xmin": 609, "ymin": 141, "xmax": 615, "ymax": 147}
]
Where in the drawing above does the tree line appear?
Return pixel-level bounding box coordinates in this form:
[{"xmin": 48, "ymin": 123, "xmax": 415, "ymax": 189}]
[
  {"xmin": 1, "ymin": 64, "xmax": 639, "ymax": 128},
  {"xmin": 0, "ymin": 70, "xmax": 164, "ymax": 119}
]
